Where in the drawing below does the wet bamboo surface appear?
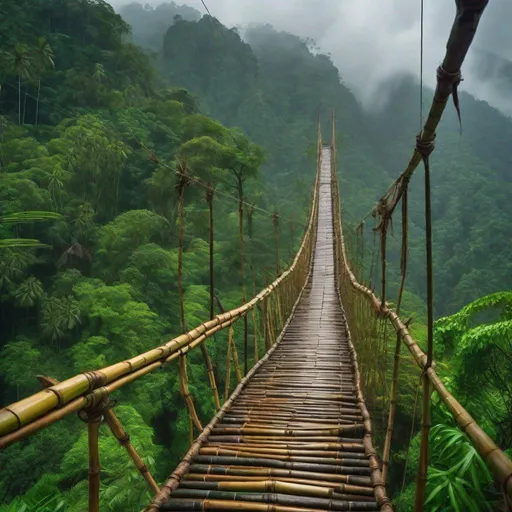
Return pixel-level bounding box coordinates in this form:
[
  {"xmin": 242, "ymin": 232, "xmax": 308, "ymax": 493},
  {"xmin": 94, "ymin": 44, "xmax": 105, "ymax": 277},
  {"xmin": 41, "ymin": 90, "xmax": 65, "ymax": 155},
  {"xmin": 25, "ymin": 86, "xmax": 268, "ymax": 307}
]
[{"xmin": 154, "ymin": 150, "xmax": 388, "ymax": 511}]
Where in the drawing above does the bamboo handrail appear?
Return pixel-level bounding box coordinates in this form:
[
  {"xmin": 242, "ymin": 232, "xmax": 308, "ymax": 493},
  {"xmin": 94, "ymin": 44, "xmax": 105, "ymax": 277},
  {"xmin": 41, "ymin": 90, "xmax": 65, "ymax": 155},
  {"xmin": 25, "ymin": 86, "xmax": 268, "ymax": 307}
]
[
  {"xmin": 365, "ymin": 0, "xmax": 489, "ymax": 225},
  {"xmin": 330, "ymin": 146, "xmax": 512, "ymax": 504},
  {"xmin": 147, "ymin": 203, "xmax": 318, "ymax": 511},
  {"xmin": 0, "ymin": 148, "xmax": 320, "ymax": 445}
]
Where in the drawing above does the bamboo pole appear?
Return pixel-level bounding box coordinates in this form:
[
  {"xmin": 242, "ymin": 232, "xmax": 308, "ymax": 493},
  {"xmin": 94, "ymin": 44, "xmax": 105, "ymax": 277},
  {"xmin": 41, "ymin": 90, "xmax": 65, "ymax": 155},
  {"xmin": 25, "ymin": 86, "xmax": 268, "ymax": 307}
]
[
  {"xmin": 37, "ymin": 375, "xmax": 159, "ymax": 495},
  {"xmin": 179, "ymin": 354, "xmax": 203, "ymax": 432},
  {"xmin": 0, "ymin": 123, "xmax": 321, "ymax": 493},
  {"xmin": 273, "ymin": 211, "xmax": 280, "ymax": 276},
  {"xmin": 177, "ymin": 162, "xmax": 190, "ymax": 334},
  {"xmin": 201, "ymin": 344, "xmax": 221, "ymax": 411},
  {"xmin": 229, "ymin": 326, "xmax": 243, "ymax": 384},
  {"xmin": 414, "ymin": 376, "xmax": 432, "ymax": 511},
  {"xmin": 207, "ymin": 187, "xmax": 215, "ymax": 322},
  {"xmin": 224, "ymin": 332, "xmax": 232, "ymax": 402},
  {"xmin": 147, "ymin": 226, "xmax": 317, "ymax": 511},
  {"xmin": 237, "ymin": 183, "xmax": 249, "ymax": 376},
  {"xmin": 250, "ymin": 263, "xmax": 259, "ymax": 363},
  {"xmin": 331, "ymin": 124, "xmax": 512, "ymax": 503},
  {"xmin": 103, "ymin": 409, "xmax": 160, "ymax": 494},
  {"xmin": 87, "ymin": 419, "xmax": 101, "ymax": 512}
]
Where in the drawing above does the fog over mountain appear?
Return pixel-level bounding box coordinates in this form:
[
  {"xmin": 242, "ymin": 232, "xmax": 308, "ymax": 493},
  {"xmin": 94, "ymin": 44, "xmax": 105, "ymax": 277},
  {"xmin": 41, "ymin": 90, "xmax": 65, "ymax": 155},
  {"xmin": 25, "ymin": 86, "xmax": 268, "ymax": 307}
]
[{"xmin": 110, "ymin": 0, "xmax": 512, "ymax": 115}]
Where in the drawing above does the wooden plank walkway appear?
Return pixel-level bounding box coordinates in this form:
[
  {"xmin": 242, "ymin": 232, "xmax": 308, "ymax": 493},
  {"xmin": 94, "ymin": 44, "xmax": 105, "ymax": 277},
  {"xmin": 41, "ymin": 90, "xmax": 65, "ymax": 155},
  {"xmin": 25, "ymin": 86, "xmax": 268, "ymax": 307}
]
[{"xmin": 157, "ymin": 148, "xmax": 382, "ymax": 511}]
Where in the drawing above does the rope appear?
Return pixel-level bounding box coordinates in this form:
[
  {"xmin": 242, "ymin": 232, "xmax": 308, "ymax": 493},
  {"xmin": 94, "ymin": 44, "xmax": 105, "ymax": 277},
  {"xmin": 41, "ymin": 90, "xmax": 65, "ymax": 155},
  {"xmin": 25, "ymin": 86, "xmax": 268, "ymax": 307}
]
[
  {"xmin": 199, "ymin": 0, "xmax": 227, "ymax": 40},
  {"xmin": 436, "ymin": 65, "xmax": 463, "ymax": 134},
  {"xmin": 135, "ymin": 136, "xmax": 307, "ymax": 230},
  {"xmin": 420, "ymin": 0, "xmax": 424, "ymax": 129},
  {"xmin": 398, "ymin": 379, "xmax": 421, "ymax": 506},
  {"xmin": 415, "ymin": 133, "xmax": 435, "ymax": 369},
  {"xmin": 200, "ymin": 0, "xmax": 213, "ymax": 17}
]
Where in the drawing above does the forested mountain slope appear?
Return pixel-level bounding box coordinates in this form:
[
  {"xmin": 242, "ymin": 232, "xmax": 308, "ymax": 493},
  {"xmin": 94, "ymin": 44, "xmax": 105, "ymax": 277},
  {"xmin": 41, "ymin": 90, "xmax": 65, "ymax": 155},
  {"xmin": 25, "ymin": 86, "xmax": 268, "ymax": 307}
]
[
  {"xmin": 129, "ymin": 8, "xmax": 512, "ymax": 316},
  {"xmin": 0, "ymin": 1, "xmax": 309, "ymax": 509},
  {"xmin": 0, "ymin": 1, "xmax": 511, "ymax": 510}
]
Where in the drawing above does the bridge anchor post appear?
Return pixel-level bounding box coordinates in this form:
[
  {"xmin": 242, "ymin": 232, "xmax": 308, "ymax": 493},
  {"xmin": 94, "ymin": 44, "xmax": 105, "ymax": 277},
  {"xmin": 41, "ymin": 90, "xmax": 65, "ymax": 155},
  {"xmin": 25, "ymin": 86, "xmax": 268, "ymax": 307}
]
[{"xmin": 36, "ymin": 375, "xmax": 160, "ymax": 503}]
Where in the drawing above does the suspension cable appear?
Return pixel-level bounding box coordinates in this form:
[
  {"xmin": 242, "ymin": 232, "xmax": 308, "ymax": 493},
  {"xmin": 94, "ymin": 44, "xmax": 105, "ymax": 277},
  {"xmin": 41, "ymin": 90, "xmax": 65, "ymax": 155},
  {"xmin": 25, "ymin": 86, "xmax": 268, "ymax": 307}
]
[{"xmin": 420, "ymin": 0, "xmax": 425, "ymax": 129}]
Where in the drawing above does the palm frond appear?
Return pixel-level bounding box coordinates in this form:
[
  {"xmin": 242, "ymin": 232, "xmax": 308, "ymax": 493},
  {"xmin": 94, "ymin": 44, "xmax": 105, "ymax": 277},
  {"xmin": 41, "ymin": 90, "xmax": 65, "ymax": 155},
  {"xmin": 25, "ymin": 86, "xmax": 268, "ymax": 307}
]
[
  {"xmin": 0, "ymin": 211, "xmax": 62, "ymax": 224},
  {"xmin": 0, "ymin": 239, "xmax": 50, "ymax": 249}
]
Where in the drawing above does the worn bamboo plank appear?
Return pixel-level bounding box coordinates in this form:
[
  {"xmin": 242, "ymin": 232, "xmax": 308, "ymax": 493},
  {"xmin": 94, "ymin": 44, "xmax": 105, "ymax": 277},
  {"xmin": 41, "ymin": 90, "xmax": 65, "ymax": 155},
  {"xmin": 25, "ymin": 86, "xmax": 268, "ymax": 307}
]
[{"xmin": 148, "ymin": 148, "xmax": 391, "ymax": 511}]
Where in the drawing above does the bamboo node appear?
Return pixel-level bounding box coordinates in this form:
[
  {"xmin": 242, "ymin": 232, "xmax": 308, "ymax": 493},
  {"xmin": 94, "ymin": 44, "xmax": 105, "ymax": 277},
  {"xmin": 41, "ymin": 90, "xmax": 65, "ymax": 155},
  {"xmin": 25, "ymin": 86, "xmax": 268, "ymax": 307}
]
[
  {"xmin": 377, "ymin": 496, "xmax": 393, "ymax": 508},
  {"xmin": 84, "ymin": 371, "xmax": 108, "ymax": 390},
  {"xmin": 119, "ymin": 433, "xmax": 130, "ymax": 446}
]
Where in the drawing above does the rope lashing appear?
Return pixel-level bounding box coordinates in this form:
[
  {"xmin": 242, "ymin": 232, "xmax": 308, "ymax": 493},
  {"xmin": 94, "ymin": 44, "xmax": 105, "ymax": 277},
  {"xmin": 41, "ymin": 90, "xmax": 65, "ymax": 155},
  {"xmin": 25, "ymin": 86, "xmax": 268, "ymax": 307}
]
[
  {"xmin": 416, "ymin": 132, "xmax": 435, "ymax": 371},
  {"xmin": 436, "ymin": 66, "xmax": 463, "ymax": 131},
  {"xmin": 416, "ymin": 132, "xmax": 436, "ymax": 159}
]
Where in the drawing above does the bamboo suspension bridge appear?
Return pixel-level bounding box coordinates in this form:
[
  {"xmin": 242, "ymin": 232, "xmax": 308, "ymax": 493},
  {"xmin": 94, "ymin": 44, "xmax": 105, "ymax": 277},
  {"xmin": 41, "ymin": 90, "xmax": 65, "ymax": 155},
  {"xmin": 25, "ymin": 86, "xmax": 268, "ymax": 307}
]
[{"xmin": 1, "ymin": 1, "xmax": 512, "ymax": 511}]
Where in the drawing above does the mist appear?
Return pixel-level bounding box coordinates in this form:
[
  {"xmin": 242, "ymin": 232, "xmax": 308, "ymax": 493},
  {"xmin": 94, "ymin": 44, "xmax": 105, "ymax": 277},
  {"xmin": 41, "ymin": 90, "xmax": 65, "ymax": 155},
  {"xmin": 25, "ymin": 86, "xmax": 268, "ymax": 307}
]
[{"xmin": 110, "ymin": 0, "xmax": 512, "ymax": 115}]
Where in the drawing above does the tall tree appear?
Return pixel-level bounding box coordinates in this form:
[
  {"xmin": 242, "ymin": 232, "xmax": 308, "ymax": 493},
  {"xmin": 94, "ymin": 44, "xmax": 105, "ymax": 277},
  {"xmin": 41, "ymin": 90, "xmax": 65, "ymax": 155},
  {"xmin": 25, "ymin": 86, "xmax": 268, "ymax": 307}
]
[
  {"xmin": 7, "ymin": 44, "xmax": 33, "ymax": 125},
  {"xmin": 179, "ymin": 135, "xmax": 230, "ymax": 320},
  {"xmin": 224, "ymin": 129, "xmax": 264, "ymax": 373},
  {"xmin": 33, "ymin": 37, "xmax": 55, "ymax": 126}
]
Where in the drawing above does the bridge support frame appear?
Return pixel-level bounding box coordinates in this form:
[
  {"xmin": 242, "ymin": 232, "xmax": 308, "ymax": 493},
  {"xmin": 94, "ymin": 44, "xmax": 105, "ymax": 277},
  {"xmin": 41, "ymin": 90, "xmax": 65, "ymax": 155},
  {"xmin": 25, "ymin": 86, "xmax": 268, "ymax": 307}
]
[{"xmin": 36, "ymin": 375, "xmax": 160, "ymax": 509}]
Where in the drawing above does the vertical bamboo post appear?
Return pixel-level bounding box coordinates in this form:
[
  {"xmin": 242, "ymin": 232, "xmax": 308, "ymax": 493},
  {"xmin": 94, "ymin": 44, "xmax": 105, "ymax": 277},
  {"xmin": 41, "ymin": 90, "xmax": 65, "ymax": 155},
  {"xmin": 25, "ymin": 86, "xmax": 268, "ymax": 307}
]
[
  {"xmin": 87, "ymin": 419, "xmax": 101, "ymax": 512},
  {"xmin": 414, "ymin": 376, "xmax": 432, "ymax": 511},
  {"xmin": 37, "ymin": 376, "xmax": 159, "ymax": 496},
  {"xmin": 265, "ymin": 297, "xmax": 275, "ymax": 348},
  {"xmin": 382, "ymin": 188, "xmax": 409, "ymax": 484},
  {"xmin": 414, "ymin": 151, "xmax": 435, "ymax": 511},
  {"xmin": 251, "ymin": 307, "xmax": 259, "ymax": 363},
  {"xmin": 276, "ymin": 287, "xmax": 284, "ymax": 331},
  {"xmin": 243, "ymin": 314, "xmax": 248, "ymax": 376},
  {"xmin": 272, "ymin": 210, "xmax": 280, "ymax": 276},
  {"xmin": 246, "ymin": 203, "xmax": 259, "ymax": 365},
  {"xmin": 236, "ymin": 180, "xmax": 248, "ymax": 375},
  {"xmin": 251, "ymin": 264, "xmax": 259, "ymax": 364},
  {"xmin": 178, "ymin": 354, "xmax": 203, "ymax": 433},
  {"xmin": 206, "ymin": 187, "xmax": 215, "ymax": 322},
  {"xmin": 176, "ymin": 161, "xmax": 190, "ymax": 334},
  {"xmin": 200, "ymin": 343, "xmax": 221, "ymax": 411},
  {"xmin": 37, "ymin": 376, "xmax": 103, "ymax": 511},
  {"xmin": 228, "ymin": 326, "xmax": 243, "ymax": 383},
  {"xmin": 262, "ymin": 297, "xmax": 269, "ymax": 350},
  {"xmin": 224, "ymin": 331, "xmax": 232, "ymax": 401}
]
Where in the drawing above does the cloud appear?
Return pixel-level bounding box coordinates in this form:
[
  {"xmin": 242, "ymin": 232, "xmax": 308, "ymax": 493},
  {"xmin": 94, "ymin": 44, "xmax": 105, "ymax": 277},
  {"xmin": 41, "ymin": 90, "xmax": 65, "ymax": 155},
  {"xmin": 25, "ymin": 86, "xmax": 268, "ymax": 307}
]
[{"xmin": 110, "ymin": 0, "xmax": 512, "ymax": 115}]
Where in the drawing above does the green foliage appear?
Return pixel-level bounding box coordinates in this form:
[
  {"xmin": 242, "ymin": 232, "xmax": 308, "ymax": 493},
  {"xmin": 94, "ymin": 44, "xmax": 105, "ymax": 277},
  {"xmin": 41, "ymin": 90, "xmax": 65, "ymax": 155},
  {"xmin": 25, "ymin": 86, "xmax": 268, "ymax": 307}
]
[
  {"xmin": 425, "ymin": 424, "xmax": 494, "ymax": 511},
  {"xmin": 1, "ymin": 2, "xmax": 510, "ymax": 510},
  {"xmin": 395, "ymin": 293, "xmax": 512, "ymax": 509}
]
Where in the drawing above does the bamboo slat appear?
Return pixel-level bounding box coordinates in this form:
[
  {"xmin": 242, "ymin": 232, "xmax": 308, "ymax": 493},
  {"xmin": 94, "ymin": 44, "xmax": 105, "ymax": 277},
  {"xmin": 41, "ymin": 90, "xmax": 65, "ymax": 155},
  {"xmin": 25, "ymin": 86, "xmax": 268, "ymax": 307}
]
[
  {"xmin": 147, "ymin": 146, "xmax": 391, "ymax": 511},
  {"xmin": 0, "ymin": 161, "xmax": 318, "ymax": 439}
]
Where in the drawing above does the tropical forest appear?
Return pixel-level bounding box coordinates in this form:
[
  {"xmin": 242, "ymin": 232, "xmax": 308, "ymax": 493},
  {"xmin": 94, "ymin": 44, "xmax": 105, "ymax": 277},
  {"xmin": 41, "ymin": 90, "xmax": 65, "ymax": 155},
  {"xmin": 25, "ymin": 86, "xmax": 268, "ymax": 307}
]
[{"xmin": 0, "ymin": 1, "xmax": 511, "ymax": 511}]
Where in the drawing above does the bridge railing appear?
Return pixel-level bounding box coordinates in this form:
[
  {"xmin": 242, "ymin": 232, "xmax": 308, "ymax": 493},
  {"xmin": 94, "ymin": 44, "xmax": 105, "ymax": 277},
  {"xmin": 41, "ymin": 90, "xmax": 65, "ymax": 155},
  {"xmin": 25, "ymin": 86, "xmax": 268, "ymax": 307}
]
[
  {"xmin": 329, "ymin": 122, "xmax": 512, "ymax": 509},
  {"xmin": 0, "ymin": 127, "xmax": 323, "ymax": 511}
]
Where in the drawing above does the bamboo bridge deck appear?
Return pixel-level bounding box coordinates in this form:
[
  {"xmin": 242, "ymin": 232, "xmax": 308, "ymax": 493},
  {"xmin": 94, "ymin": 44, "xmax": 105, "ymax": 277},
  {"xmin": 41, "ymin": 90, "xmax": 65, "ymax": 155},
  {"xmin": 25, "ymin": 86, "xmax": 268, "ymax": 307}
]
[{"xmin": 154, "ymin": 148, "xmax": 383, "ymax": 511}]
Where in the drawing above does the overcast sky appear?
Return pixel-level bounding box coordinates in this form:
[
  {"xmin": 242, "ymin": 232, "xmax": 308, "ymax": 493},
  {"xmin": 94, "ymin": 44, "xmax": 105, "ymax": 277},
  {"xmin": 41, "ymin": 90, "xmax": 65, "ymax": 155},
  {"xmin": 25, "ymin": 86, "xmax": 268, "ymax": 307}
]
[{"xmin": 110, "ymin": 0, "xmax": 512, "ymax": 115}]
